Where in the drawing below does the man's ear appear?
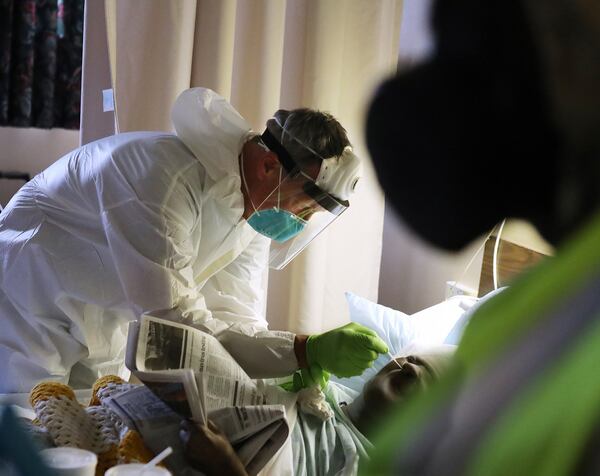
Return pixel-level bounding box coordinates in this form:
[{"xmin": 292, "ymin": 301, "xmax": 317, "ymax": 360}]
[{"xmin": 258, "ymin": 151, "xmax": 281, "ymax": 179}]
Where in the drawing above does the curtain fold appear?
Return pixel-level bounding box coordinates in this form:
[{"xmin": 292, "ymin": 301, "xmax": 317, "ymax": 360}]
[
  {"xmin": 106, "ymin": 0, "xmax": 402, "ymax": 335},
  {"xmin": 0, "ymin": 0, "xmax": 84, "ymax": 129}
]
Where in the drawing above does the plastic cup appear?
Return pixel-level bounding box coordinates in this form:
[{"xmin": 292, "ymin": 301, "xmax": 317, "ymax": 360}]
[
  {"xmin": 104, "ymin": 464, "xmax": 172, "ymax": 475},
  {"xmin": 40, "ymin": 447, "xmax": 97, "ymax": 476}
]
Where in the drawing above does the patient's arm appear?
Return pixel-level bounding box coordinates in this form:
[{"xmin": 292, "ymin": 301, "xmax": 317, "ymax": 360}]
[{"xmin": 180, "ymin": 420, "xmax": 248, "ymax": 476}]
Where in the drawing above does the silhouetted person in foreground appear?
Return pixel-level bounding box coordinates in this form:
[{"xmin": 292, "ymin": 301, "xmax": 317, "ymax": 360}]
[{"xmin": 365, "ymin": 0, "xmax": 600, "ymax": 475}]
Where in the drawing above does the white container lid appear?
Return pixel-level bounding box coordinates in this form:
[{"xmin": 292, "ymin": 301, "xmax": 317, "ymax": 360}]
[
  {"xmin": 40, "ymin": 447, "xmax": 97, "ymax": 475},
  {"xmin": 104, "ymin": 463, "xmax": 172, "ymax": 475}
]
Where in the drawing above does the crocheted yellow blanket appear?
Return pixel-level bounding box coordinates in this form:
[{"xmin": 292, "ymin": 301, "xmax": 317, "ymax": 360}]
[{"xmin": 29, "ymin": 375, "xmax": 157, "ymax": 476}]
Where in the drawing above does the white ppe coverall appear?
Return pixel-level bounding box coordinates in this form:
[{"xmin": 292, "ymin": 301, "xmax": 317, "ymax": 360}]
[{"xmin": 0, "ymin": 88, "xmax": 297, "ymax": 393}]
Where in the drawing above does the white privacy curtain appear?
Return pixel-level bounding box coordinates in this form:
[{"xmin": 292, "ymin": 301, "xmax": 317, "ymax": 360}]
[{"xmin": 105, "ymin": 0, "xmax": 403, "ymax": 334}]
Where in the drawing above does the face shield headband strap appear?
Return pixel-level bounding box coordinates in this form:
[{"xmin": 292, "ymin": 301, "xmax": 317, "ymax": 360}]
[
  {"xmin": 260, "ymin": 128, "xmax": 349, "ymax": 216},
  {"xmin": 260, "ymin": 129, "xmax": 298, "ymax": 174}
]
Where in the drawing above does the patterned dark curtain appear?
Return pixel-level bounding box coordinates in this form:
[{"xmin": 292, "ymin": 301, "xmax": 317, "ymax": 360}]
[{"xmin": 0, "ymin": 0, "xmax": 84, "ymax": 129}]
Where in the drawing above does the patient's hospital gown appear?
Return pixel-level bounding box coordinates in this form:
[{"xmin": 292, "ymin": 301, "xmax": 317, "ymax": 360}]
[
  {"xmin": 0, "ymin": 88, "xmax": 298, "ymax": 393},
  {"xmin": 291, "ymin": 382, "xmax": 371, "ymax": 476}
]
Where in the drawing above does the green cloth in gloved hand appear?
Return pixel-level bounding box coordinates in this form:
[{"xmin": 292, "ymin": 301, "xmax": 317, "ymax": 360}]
[
  {"xmin": 298, "ymin": 364, "xmax": 330, "ymax": 389},
  {"xmin": 306, "ymin": 323, "xmax": 388, "ymax": 378},
  {"xmin": 280, "ymin": 364, "xmax": 330, "ymax": 392}
]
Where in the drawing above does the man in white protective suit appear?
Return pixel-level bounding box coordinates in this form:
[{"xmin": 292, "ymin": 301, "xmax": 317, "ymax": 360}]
[{"xmin": 0, "ymin": 88, "xmax": 388, "ymax": 393}]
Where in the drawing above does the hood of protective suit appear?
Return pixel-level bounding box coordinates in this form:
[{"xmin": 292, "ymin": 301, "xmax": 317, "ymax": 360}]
[{"xmin": 172, "ymin": 88, "xmax": 253, "ymax": 182}]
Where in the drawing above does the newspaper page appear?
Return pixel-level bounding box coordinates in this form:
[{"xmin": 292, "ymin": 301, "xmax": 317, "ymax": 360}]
[
  {"xmin": 106, "ymin": 385, "xmax": 202, "ymax": 476},
  {"xmin": 237, "ymin": 420, "xmax": 290, "ymax": 475},
  {"xmin": 137, "ymin": 315, "xmax": 267, "ymax": 411},
  {"xmin": 136, "ymin": 315, "xmax": 246, "ymax": 377},
  {"xmin": 108, "ymin": 385, "xmax": 289, "ymax": 476},
  {"xmin": 123, "ymin": 315, "xmax": 295, "ymax": 474},
  {"xmin": 209, "ymin": 405, "xmax": 286, "ymax": 444},
  {"xmin": 126, "ymin": 321, "xmax": 206, "ymax": 424},
  {"xmin": 133, "ymin": 368, "xmax": 205, "ymax": 424},
  {"xmin": 129, "ymin": 315, "xmax": 297, "ymax": 413}
]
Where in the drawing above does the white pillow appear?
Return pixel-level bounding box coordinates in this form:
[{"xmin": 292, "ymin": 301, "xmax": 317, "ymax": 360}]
[
  {"xmin": 344, "ymin": 292, "xmax": 415, "ymax": 355},
  {"xmin": 332, "ymin": 292, "xmax": 476, "ymax": 393},
  {"xmin": 444, "ymin": 287, "xmax": 506, "ymax": 344},
  {"xmin": 410, "ymin": 295, "xmax": 478, "ymax": 346},
  {"xmin": 332, "ymin": 290, "xmax": 507, "ymax": 393}
]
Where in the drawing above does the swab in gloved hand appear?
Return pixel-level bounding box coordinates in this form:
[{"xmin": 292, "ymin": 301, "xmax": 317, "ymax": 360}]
[{"xmin": 388, "ymin": 351, "xmax": 404, "ymax": 371}]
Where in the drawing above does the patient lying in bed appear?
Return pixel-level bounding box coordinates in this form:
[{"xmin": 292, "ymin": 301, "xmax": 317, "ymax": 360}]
[
  {"xmin": 181, "ymin": 347, "xmax": 454, "ymax": 475},
  {"xmin": 6, "ymin": 348, "xmax": 452, "ymax": 475}
]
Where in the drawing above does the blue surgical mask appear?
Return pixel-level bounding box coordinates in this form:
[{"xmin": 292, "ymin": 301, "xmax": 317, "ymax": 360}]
[
  {"xmin": 241, "ymin": 148, "xmax": 307, "ymax": 242},
  {"xmin": 247, "ymin": 208, "xmax": 307, "ymax": 243}
]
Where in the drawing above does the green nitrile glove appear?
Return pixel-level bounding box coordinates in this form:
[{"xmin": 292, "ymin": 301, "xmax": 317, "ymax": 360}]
[
  {"xmin": 279, "ymin": 379, "xmax": 297, "ymax": 392},
  {"xmin": 306, "ymin": 323, "xmax": 388, "ymax": 378},
  {"xmin": 299, "ymin": 364, "xmax": 330, "ymax": 389},
  {"xmin": 280, "ymin": 364, "xmax": 330, "ymax": 392}
]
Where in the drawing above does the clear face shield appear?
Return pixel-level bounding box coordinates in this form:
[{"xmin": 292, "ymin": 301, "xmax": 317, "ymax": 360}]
[{"xmin": 247, "ymin": 119, "xmax": 361, "ymax": 270}]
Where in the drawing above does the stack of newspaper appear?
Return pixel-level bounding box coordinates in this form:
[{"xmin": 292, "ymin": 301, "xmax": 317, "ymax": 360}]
[{"xmin": 105, "ymin": 312, "xmax": 296, "ymax": 475}]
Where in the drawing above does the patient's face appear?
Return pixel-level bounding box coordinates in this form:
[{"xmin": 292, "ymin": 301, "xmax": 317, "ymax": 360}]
[
  {"xmin": 345, "ymin": 355, "xmax": 435, "ymax": 436},
  {"xmin": 367, "ymin": 356, "xmax": 431, "ymax": 402}
]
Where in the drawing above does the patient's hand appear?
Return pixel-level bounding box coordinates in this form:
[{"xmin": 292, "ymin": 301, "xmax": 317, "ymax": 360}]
[{"xmin": 180, "ymin": 419, "xmax": 248, "ymax": 476}]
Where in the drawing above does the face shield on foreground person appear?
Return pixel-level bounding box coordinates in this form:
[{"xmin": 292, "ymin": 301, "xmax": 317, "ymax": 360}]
[{"xmin": 364, "ymin": 0, "xmax": 600, "ymax": 475}]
